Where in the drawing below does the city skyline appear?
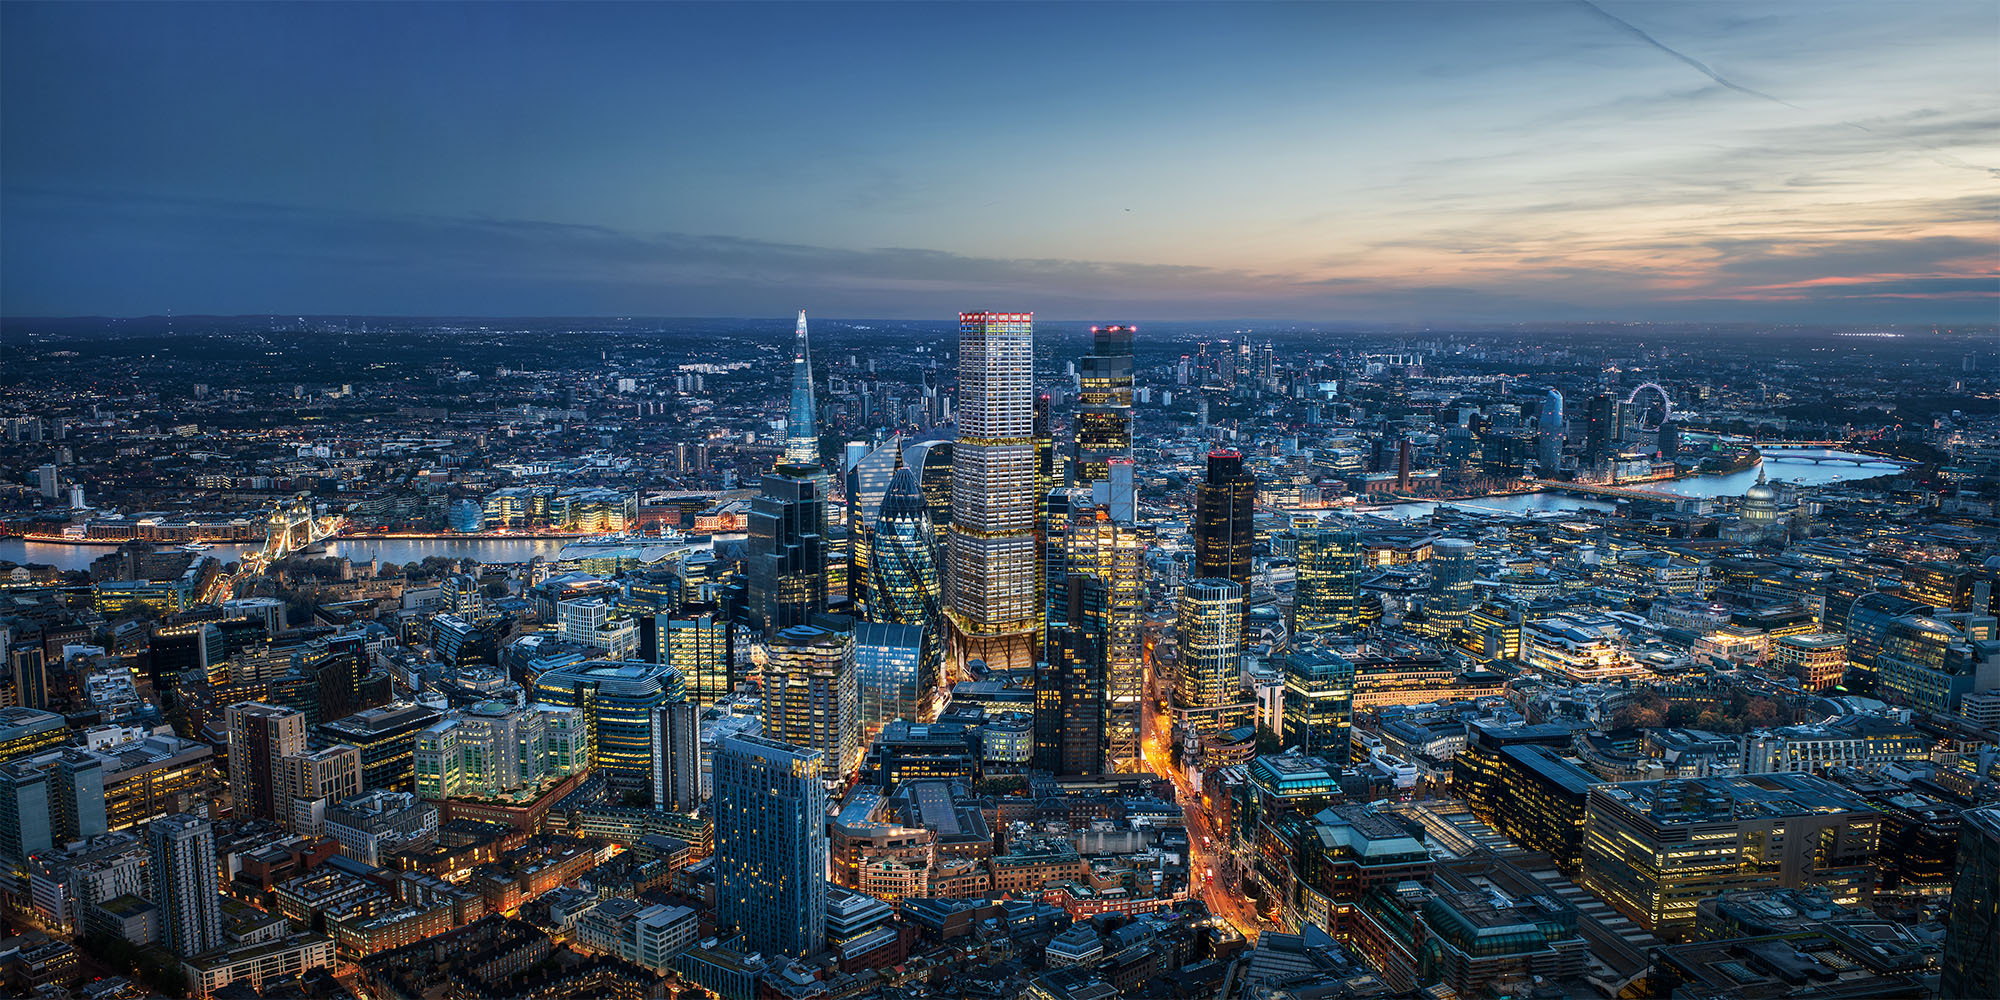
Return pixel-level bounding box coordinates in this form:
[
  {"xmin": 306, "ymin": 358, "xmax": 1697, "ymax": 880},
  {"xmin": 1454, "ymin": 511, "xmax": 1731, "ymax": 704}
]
[{"xmin": 3, "ymin": 1, "xmax": 1995, "ymax": 322}]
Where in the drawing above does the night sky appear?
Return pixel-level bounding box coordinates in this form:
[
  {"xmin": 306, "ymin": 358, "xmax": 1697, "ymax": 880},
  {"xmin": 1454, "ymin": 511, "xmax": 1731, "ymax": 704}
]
[{"xmin": 3, "ymin": 1, "xmax": 1995, "ymax": 322}]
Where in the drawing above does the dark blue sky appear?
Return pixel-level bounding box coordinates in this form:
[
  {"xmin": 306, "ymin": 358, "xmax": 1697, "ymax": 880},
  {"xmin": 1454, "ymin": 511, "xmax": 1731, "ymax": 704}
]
[{"xmin": 4, "ymin": 1, "xmax": 1995, "ymax": 321}]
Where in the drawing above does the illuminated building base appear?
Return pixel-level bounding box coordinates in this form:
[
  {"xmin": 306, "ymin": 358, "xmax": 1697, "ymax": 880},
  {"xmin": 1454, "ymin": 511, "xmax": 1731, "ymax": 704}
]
[{"xmin": 951, "ymin": 627, "xmax": 1038, "ymax": 676}]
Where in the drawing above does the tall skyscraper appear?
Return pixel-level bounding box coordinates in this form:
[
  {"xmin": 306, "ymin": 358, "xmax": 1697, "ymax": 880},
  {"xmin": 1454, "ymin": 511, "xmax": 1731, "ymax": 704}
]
[
  {"xmin": 1177, "ymin": 578, "xmax": 1244, "ymax": 724},
  {"xmin": 844, "ymin": 436, "xmax": 903, "ymax": 608},
  {"xmin": 650, "ymin": 700, "xmax": 701, "ymax": 813},
  {"xmin": 746, "ymin": 468, "xmax": 830, "ymax": 636},
  {"xmin": 761, "ymin": 625, "xmax": 859, "ymax": 782},
  {"xmin": 227, "ymin": 702, "xmax": 306, "ymax": 822},
  {"xmin": 1035, "ymin": 578, "xmax": 1106, "ymax": 776},
  {"xmin": 1293, "ymin": 524, "xmax": 1363, "ymax": 635},
  {"xmin": 1075, "ymin": 324, "xmax": 1135, "ymax": 485},
  {"xmin": 149, "ymin": 813, "xmax": 223, "ymax": 958},
  {"xmin": 1049, "ymin": 502, "xmax": 1151, "ymax": 770},
  {"xmin": 783, "ymin": 310, "xmax": 819, "ymax": 467},
  {"xmin": 1942, "ymin": 805, "xmax": 2000, "ymax": 1000},
  {"xmin": 1195, "ymin": 450, "xmax": 1255, "ymax": 588},
  {"xmin": 869, "ymin": 466, "xmax": 944, "ymax": 694},
  {"xmin": 1584, "ymin": 392, "xmax": 1616, "ymax": 466},
  {"xmin": 948, "ymin": 311, "xmax": 1039, "ymax": 673},
  {"xmin": 714, "ymin": 733, "xmax": 828, "ymax": 960},
  {"xmin": 1282, "ymin": 647, "xmax": 1355, "ymax": 764}
]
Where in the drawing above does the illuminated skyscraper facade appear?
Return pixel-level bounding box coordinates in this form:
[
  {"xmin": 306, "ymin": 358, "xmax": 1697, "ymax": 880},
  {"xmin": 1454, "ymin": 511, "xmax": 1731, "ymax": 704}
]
[
  {"xmin": 844, "ymin": 436, "xmax": 903, "ymax": 609},
  {"xmin": 1177, "ymin": 578, "xmax": 1244, "ymax": 719},
  {"xmin": 783, "ymin": 310, "xmax": 819, "ymax": 467},
  {"xmin": 1294, "ymin": 525, "xmax": 1364, "ymax": 635},
  {"xmin": 1049, "ymin": 502, "xmax": 1151, "ymax": 769},
  {"xmin": 1282, "ymin": 647, "xmax": 1354, "ymax": 764},
  {"xmin": 1195, "ymin": 450, "xmax": 1255, "ymax": 588},
  {"xmin": 714, "ymin": 733, "xmax": 827, "ymax": 960},
  {"xmin": 854, "ymin": 621, "xmax": 929, "ymax": 738},
  {"xmin": 1075, "ymin": 324, "xmax": 1134, "ymax": 485},
  {"xmin": 762, "ymin": 625, "xmax": 859, "ymax": 781},
  {"xmin": 948, "ymin": 311, "xmax": 1039, "ymax": 673},
  {"xmin": 663, "ymin": 608, "xmax": 731, "ymax": 708},
  {"xmin": 869, "ymin": 467, "xmax": 944, "ymax": 693},
  {"xmin": 746, "ymin": 468, "xmax": 829, "ymax": 636}
]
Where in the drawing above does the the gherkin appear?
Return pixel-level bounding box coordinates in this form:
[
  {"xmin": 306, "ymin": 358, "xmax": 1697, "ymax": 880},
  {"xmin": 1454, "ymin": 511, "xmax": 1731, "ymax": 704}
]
[{"xmin": 869, "ymin": 466, "xmax": 944, "ymax": 699}]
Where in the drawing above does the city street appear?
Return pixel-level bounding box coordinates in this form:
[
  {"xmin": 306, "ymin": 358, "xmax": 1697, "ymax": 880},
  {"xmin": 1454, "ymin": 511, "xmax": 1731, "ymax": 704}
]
[{"xmin": 1142, "ymin": 654, "xmax": 1262, "ymax": 943}]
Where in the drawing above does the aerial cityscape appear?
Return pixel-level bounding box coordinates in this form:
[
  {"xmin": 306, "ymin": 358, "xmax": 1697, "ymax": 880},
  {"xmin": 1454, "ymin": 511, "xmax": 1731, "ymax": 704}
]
[{"xmin": 1, "ymin": 4, "xmax": 1997, "ymax": 1000}]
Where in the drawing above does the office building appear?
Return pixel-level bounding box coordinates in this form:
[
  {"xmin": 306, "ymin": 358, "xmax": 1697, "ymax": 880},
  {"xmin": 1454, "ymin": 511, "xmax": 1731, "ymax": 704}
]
[
  {"xmin": 1049, "ymin": 505, "xmax": 1150, "ymax": 770},
  {"xmin": 0, "ymin": 706, "xmax": 67, "ymax": 761},
  {"xmin": 1036, "ymin": 591, "xmax": 1106, "ymax": 777},
  {"xmin": 313, "ymin": 702, "xmax": 444, "ymax": 793},
  {"xmin": 414, "ymin": 702, "xmax": 590, "ymax": 800},
  {"xmin": 279, "ymin": 744, "xmax": 360, "ymax": 835},
  {"xmin": 1941, "ymin": 805, "xmax": 2000, "ymax": 1000},
  {"xmin": 713, "ymin": 734, "xmax": 828, "ymax": 960},
  {"xmin": 745, "ymin": 468, "xmax": 830, "ymax": 636},
  {"xmin": 783, "ymin": 310, "xmax": 819, "ymax": 467},
  {"xmin": 1281, "ymin": 647, "xmax": 1354, "ymax": 764},
  {"xmin": 1429, "ymin": 537, "xmax": 1478, "ymax": 621},
  {"xmin": 1177, "ymin": 578, "xmax": 1245, "ymax": 727},
  {"xmin": 1293, "ymin": 524, "xmax": 1363, "ymax": 635},
  {"xmin": 948, "ymin": 310, "xmax": 1040, "ymax": 673},
  {"xmin": 1771, "ymin": 633, "xmax": 1848, "ymax": 691},
  {"xmin": 227, "ymin": 702, "xmax": 305, "ymax": 822},
  {"xmin": 1074, "ymin": 324, "xmax": 1134, "ymax": 485},
  {"xmin": 9, "ymin": 642, "xmax": 48, "ymax": 711},
  {"xmin": 1195, "ymin": 451, "xmax": 1255, "ymax": 588},
  {"xmin": 854, "ymin": 622, "xmax": 930, "ymax": 736},
  {"xmin": 1839, "ymin": 592, "xmax": 1932, "ymax": 694},
  {"xmin": 324, "ymin": 790, "xmax": 438, "ymax": 866},
  {"xmin": 1875, "ymin": 611, "xmax": 1999, "ymax": 715},
  {"xmin": 0, "ymin": 761, "xmax": 52, "ymax": 864},
  {"xmin": 868, "ymin": 467, "xmax": 944, "ymax": 698},
  {"xmin": 651, "ymin": 700, "xmax": 700, "ymax": 814},
  {"xmin": 660, "ymin": 609, "xmax": 731, "ymax": 708},
  {"xmin": 844, "ymin": 435, "xmax": 903, "ymax": 609},
  {"xmin": 148, "ymin": 813, "xmax": 223, "ymax": 958},
  {"xmin": 533, "ymin": 660, "xmax": 685, "ymax": 791},
  {"xmin": 762, "ymin": 625, "xmax": 859, "ymax": 782},
  {"xmin": 1580, "ymin": 774, "xmax": 1879, "ymax": 937}
]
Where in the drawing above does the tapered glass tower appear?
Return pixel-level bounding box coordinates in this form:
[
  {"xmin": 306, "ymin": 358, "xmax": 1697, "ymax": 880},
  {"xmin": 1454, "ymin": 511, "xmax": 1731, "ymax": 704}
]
[{"xmin": 783, "ymin": 310, "xmax": 819, "ymax": 467}]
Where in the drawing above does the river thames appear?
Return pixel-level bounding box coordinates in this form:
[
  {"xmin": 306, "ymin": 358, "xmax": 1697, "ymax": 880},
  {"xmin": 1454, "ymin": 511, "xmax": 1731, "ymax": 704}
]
[{"xmin": 2, "ymin": 451, "xmax": 1903, "ymax": 571}]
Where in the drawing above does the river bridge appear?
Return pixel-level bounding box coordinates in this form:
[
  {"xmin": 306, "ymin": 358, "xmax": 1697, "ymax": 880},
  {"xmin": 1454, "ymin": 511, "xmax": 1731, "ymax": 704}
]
[{"xmin": 198, "ymin": 497, "xmax": 345, "ymax": 603}]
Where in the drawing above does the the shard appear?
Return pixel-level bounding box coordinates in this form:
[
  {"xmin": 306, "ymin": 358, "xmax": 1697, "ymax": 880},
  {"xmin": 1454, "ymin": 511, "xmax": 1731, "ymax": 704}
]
[{"xmin": 783, "ymin": 310, "xmax": 818, "ymax": 467}]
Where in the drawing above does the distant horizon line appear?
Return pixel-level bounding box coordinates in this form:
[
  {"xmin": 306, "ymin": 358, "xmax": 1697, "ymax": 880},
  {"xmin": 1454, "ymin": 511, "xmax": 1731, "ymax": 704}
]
[{"xmin": 3, "ymin": 312, "xmax": 1992, "ymax": 331}]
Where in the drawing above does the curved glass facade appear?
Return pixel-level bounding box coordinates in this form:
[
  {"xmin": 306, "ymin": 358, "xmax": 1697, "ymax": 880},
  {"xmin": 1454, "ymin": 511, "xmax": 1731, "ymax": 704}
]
[{"xmin": 869, "ymin": 467, "xmax": 944, "ymax": 696}]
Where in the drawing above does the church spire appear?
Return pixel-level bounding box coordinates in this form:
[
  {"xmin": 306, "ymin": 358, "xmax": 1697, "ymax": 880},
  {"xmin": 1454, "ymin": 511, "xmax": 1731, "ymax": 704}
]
[{"xmin": 783, "ymin": 310, "xmax": 819, "ymax": 467}]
